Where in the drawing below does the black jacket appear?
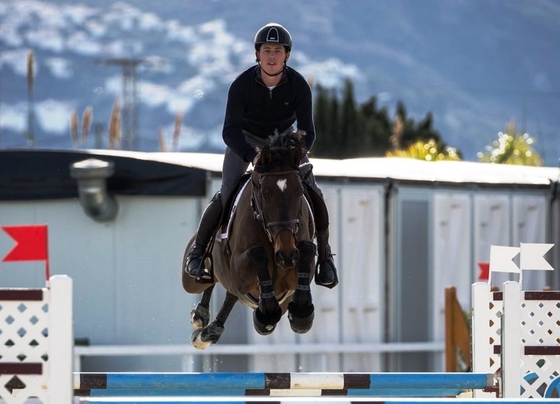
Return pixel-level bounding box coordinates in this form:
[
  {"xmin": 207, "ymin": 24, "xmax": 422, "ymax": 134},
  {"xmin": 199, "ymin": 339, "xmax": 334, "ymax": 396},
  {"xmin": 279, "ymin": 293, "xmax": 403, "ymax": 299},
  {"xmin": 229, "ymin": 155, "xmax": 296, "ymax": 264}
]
[{"xmin": 222, "ymin": 65, "xmax": 316, "ymax": 163}]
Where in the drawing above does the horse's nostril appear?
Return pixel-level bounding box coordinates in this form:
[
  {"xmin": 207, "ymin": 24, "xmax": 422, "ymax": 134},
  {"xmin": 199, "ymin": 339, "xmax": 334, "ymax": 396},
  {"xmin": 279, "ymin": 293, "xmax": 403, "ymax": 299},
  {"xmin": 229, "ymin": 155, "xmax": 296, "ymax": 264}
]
[{"xmin": 275, "ymin": 251, "xmax": 285, "ymax": 266}]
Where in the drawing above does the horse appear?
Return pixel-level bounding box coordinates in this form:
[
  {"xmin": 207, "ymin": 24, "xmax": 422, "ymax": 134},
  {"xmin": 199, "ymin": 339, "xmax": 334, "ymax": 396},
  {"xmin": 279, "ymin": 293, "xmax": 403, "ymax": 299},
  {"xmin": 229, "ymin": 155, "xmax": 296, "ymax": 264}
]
[{"xmin": 182, "ymin": 130, "xmax": 316, "ymax": 349}]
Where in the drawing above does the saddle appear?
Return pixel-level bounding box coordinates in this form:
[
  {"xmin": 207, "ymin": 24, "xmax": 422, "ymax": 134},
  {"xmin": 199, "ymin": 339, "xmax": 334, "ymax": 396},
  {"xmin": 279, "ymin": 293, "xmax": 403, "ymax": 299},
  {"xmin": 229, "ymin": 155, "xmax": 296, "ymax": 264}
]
[{"xmin": 218, "ymin": 172, "xmax": 251, "ymax": 235}]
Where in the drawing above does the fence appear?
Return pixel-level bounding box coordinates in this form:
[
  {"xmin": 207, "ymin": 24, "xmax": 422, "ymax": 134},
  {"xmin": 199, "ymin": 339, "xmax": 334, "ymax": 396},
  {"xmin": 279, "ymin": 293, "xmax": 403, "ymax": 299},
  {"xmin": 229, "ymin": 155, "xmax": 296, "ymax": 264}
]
[
  {"xmin": 0, "ymin": 275, "xmax": 73, "ymax": 404},
  {"xmin": 3, "ymin": 277, "xmax": 560, "ymax": 402},
  {"xmin": 472, "ymin": 281, "xmax": 560, "ymax": 398}
]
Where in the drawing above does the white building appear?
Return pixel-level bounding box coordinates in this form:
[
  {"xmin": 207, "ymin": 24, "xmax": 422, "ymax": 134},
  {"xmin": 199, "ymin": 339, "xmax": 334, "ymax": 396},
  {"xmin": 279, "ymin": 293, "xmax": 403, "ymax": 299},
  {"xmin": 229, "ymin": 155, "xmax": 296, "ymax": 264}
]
[{"xmin": 1, "ymin": 149, "xmax": 558, "ymax": 373}]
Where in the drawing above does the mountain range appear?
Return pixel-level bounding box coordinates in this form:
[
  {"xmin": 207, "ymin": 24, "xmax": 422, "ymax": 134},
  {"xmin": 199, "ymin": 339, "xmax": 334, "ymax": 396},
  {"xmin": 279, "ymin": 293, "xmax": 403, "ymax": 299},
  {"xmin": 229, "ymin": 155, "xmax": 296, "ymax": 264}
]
[{"xmin": 1, "ymin": 0, "xmax": 559, "ymax": 166}]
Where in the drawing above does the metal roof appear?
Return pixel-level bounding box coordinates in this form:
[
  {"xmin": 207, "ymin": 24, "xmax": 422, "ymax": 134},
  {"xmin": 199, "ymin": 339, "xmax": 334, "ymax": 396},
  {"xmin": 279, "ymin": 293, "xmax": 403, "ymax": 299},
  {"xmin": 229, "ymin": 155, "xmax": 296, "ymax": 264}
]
[{"xmin": 2, "ymin": 149, "xmax": 558, "ymax": 201}]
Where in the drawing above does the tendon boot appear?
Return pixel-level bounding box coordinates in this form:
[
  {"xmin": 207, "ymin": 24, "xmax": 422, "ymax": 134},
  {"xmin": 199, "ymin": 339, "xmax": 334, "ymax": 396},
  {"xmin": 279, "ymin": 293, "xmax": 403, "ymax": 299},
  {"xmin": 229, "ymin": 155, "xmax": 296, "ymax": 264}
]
[
  {"xmin": 186, "ymin": 192, "xmax": 223, "ymax": 283},
  {"xmin": 315, "ymin": 231, "xmax": 339, "ymax": 289}
]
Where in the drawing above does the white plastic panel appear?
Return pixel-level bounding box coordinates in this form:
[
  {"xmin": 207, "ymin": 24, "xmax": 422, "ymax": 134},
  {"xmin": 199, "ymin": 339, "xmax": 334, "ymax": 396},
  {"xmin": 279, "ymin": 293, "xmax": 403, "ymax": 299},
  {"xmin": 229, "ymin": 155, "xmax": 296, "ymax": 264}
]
[
  {"xmin": 339, "ymin": 187, "xmax": 384, "ymax": 371},
  {"xmin": 474, "ymin": 194, "xmax": 511, "ymax": 287},
  {"xmin": 432, "ymin": 192, "xmax": 472, "ymax": 369},
  {"xmin": 512, "ymin": 195, "xmax": 548, "ymax": 290},
  {"xmin": 433, "ymin": 192, "xmax": 472, "ymax": 307}
]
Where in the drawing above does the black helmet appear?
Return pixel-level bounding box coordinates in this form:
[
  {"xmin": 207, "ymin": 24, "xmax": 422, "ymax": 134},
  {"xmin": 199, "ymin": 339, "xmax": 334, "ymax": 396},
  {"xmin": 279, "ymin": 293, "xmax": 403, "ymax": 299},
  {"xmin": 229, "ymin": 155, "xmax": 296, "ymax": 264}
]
[{"xmin": 254, "ymin": 23, "xmax": 292, "ymax": 52}]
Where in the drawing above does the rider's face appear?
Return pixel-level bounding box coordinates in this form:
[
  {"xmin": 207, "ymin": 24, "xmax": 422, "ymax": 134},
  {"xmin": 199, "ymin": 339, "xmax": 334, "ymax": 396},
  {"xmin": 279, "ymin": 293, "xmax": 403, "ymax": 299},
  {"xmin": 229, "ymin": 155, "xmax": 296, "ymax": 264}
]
[{"xmin": 256, "ymin": 44, "xmax": 289, "ymax": 76}]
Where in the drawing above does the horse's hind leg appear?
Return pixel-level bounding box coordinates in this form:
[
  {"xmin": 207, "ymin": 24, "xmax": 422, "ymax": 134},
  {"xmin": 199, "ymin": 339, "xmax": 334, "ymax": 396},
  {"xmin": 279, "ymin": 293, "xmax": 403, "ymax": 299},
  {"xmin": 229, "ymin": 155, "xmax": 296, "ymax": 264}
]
[
  {"xmin": 248, "ymin": 245, "xmax": 282, "ymax": 335},
  {"xmin": 288, "ymin": 240, "xmax": 316, "ymax": 334},
  {"xmin": 191, "ymin": 291, "xmax": 238, "ymax": 350},
  {"xmin": 190, "ymin": 284, "xmax": 215, "ymax": 330}
]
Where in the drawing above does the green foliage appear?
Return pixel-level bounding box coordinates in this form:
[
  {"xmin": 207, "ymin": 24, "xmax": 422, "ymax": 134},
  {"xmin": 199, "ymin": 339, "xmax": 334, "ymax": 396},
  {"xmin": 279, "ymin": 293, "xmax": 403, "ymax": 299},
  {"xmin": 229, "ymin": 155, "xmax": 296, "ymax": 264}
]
[
  {"xmin": 312, "ymin": 80, "xmax": 545, "ymax": 165},
  {"xmin": 312, "ymin": 79, "xmax": 455, "ymax": 159},
  {"xmin": 386, "ymin": 138, "xmax": 461, "ymax": 161},
  {"xmin": 477, "ymin": 122, "xmax": 543, "ymax": 166}
]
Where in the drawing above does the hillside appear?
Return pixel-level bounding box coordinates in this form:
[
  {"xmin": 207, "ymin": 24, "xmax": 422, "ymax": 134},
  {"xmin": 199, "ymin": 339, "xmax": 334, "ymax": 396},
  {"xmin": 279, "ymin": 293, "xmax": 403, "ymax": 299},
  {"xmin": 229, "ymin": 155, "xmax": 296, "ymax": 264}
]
[{"xmin": 1, "ymin": 0, "xmax": 559, "ymax": 165}]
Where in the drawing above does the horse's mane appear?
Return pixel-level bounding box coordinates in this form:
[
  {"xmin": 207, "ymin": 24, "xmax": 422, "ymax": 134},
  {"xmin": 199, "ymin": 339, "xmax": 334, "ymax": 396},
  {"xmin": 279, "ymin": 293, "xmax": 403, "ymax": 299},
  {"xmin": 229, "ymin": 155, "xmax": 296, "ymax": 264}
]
[
  {"xmin": 254, "ymin": 130, "xmax": 306, "ymax": 173},
  {"xmin": 268, "ymin": 129, "xmax": 306, "ymax": 149}
]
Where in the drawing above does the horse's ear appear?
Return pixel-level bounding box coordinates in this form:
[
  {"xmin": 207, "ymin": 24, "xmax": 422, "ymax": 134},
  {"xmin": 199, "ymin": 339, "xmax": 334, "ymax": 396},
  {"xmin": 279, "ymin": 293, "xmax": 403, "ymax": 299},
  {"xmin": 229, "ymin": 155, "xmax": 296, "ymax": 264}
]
[
  {"xmin": 260, "ymin": 145, "xmax": 272, "ymax": 166},
  {"xmin": 291, "ymin": 146, "xmax": 303, "ymax": 167}
]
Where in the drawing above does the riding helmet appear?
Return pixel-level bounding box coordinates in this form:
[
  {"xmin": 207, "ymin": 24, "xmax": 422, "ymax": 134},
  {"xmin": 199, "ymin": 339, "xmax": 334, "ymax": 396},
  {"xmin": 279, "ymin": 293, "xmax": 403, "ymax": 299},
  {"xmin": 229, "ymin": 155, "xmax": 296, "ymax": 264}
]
[{"xmin": 254, "ymin": 23, "xmax": 292, "ymax": 52}]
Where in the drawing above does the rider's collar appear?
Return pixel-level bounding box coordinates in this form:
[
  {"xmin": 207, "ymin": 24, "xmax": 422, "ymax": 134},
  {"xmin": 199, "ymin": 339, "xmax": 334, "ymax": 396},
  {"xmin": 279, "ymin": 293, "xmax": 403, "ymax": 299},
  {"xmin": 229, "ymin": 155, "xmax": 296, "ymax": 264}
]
[{"xmin": 256, "ymin": 65, "xmax": 287, "ymax": 83}]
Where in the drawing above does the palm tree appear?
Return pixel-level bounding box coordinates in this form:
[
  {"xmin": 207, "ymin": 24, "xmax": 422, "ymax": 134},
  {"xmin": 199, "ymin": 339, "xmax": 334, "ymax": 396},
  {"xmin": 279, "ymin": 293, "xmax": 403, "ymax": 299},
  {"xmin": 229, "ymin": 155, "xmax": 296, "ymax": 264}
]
[{"xmin": 477, "ymin": 122, "xmax": 543, "ymax": 166}]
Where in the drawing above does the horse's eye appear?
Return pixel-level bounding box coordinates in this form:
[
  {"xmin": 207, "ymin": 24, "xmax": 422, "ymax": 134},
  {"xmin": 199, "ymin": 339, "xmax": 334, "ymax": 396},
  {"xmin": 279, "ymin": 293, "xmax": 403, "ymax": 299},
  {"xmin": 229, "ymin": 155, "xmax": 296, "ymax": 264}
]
[{"xmin": 262, "ymin": 190, "xmax": 270, "ymax": 201}]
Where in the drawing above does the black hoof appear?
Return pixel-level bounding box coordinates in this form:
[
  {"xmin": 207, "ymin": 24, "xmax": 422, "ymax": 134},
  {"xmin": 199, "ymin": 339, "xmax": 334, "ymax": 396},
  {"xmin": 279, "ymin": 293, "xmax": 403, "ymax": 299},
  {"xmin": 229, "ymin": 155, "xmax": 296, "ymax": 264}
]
[
  {"xmin": 253, "ymin": 307, "xmax": 281, "ymax": 335},
  {"xmin": 288, "ymin": 302, "xmax": 314, "ymax": 334}
]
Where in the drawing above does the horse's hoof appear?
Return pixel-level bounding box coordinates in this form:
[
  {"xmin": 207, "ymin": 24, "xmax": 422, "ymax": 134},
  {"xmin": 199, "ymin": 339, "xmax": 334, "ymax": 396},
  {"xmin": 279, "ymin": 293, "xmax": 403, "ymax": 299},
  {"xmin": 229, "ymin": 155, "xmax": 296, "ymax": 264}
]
[
  {"xmin": 205, "ymin": 321, "xmax": 225, "ymax": 343},
  {"xmin": 191, "ymin": 329, "xmax": 211, "ymax": 350},
  {"xmin": 190, "ymin": 304, "xmax": 210, "ymax": 330},
  {"xmin": 253, "ymin": 308, "xmax": 280, "ymax": 336},
  {"xmin": 288, "ymin": 302, "xmax": 315, "ymax": 334}
]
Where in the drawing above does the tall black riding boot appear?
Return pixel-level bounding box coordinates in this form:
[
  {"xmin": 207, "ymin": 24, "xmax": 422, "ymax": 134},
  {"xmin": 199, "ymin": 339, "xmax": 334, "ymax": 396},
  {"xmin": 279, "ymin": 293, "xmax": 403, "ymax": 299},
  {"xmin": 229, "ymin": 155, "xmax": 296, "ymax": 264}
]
[
  {"xmin": 315, "ymin": 230, "xmax": 339, "ymax": 289},
  {"xmin": 186, "ymin": 192, "xmax": 223, "ymax": 283},
  {"xmin": 302, "ymin": 181, "xmax": 339, "ymax": 289}
]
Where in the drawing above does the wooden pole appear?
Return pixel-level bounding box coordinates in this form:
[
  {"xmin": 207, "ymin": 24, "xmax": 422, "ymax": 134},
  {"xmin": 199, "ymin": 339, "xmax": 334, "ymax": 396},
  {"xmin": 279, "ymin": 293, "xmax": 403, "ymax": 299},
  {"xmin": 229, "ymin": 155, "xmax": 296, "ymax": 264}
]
[{"xmin": 445, "ymin": 286, "xmax": 471, "ymax": 372}]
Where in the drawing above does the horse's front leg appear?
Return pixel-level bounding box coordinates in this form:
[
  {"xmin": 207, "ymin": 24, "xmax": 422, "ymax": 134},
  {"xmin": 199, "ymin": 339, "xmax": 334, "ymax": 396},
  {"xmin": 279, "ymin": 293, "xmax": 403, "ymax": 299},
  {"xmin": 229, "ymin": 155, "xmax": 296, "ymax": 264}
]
[
  {"xmin": 191, "ymin": 291, "xmax": 238, "ymax": 349},
  {"xmin": 190, "ymin": 284, "xmax": 215, "ymax": 330},
  {"xmin": 248, "ymin": 245, "xmax": 282, "ymax": 335},
  {"xmin": 288, "ymin": 240, "xmax": 316, "ymax": 334}
]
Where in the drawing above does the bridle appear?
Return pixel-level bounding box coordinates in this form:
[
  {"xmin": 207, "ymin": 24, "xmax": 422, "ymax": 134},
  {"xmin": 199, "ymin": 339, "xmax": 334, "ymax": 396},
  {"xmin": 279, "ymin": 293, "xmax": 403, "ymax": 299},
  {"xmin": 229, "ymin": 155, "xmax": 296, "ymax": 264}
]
[{"xmin": 250, "ymin": 169, "xmax": 302, "ymax": 243}]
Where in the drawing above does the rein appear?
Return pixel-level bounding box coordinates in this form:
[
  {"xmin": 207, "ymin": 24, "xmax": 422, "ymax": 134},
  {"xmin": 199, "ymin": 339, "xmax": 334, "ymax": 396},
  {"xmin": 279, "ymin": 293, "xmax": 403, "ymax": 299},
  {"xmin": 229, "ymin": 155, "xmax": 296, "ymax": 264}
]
[{"xmin": 250, "ymin": 169, "xmax": 301, "ymax": 243}]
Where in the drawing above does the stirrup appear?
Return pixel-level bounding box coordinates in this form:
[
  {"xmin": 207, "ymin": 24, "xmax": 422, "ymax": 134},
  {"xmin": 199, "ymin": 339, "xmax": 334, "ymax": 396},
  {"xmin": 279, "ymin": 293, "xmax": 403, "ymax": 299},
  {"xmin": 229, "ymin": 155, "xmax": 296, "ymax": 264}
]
[
  {"xmin": 315, "ymin": 255, "xmax": 338, "ymax": 289},
  {"xmin": 187, "ymin": 251, "xmax": 214, "ymax": 284}
]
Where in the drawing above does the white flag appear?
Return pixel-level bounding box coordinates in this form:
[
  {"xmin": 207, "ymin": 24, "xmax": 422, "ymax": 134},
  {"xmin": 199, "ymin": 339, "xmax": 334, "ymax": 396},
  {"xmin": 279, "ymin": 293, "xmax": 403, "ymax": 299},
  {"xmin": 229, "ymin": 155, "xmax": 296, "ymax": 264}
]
[
  {"xmin": 520, "ymin": 243, "xmax": 554, "ymax": 271},
  {"xmin": 490, "ymin": 245, "xmax": 520, "ymax": 273}
]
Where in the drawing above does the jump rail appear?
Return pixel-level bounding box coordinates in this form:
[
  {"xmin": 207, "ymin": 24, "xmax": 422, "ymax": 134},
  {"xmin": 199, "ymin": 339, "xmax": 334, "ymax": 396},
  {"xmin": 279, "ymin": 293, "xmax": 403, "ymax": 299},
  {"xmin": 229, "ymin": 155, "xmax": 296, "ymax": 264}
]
[
  {"xmin": 77, "ymin": 398, "xmax": 560, "ymax": 404},
  {"xmin": 71, "ymin": 371, "xmax": 493, "ymax": 398},
  {"xmin": 75, "ymin": 388, "xmax": 472, "ymax": 397},
  {"xmin": 73, "ymin": 372, "xmax": 493, "ymax": 390},
  {"xmin": 73, "ymin": 342, "xmax": 444, "ymax": 371}
]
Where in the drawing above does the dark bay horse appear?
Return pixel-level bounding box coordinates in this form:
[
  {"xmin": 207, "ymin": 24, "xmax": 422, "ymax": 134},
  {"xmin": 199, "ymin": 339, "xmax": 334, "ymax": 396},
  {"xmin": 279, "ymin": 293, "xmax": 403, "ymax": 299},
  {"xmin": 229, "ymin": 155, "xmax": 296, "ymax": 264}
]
[{"xmin": 182, "ymin": 130, "xmax": 316, "ymax": 349}]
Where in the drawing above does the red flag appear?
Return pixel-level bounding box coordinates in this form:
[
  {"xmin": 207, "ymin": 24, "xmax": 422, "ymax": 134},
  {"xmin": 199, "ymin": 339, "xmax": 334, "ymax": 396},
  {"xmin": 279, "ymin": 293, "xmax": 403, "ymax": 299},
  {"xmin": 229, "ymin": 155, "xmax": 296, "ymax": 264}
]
[
  {"xmin": 2, "ymin": 225, "xmax": 50, "ymax": 279},
  {"xmin": 477, "ymin": 262, "xmax": 489, "ymax": 281}
]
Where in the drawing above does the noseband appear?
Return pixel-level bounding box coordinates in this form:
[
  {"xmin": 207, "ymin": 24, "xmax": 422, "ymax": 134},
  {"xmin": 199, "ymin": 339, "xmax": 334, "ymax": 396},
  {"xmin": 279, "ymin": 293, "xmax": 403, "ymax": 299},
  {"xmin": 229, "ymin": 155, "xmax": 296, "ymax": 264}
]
[{"xmin": 251, "ymin": 169, "xmax": 301, "ymax": 243}]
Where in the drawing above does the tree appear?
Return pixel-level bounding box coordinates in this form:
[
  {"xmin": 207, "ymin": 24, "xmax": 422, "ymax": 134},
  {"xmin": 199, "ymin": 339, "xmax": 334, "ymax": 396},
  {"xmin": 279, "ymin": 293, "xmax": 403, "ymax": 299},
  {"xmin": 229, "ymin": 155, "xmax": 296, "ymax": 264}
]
[
  {"xmin": 313, "ymin": 84, "xmax": 342, "ymax": 158},
  {"xmin": 340, "ymin": 79, "xmax": 359, "ymax": 156},
  {"xmin": 312, "ymin": 79, "xmax": 451, "ymax": 159},
  {"xmin": 477, "ymin": 121, "xmax": 543, "ymax": 166},
  {"xmin": 360, "ymin": 96, "xmax": 392, "ymax": 156}
]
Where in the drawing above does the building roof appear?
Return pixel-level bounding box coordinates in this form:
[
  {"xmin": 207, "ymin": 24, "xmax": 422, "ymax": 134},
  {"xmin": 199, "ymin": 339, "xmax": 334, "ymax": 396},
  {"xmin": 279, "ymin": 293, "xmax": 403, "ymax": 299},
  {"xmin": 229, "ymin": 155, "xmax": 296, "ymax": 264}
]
[{"xmin": 2, "ymin": 149, "xmax": 559, "ymax": 200}]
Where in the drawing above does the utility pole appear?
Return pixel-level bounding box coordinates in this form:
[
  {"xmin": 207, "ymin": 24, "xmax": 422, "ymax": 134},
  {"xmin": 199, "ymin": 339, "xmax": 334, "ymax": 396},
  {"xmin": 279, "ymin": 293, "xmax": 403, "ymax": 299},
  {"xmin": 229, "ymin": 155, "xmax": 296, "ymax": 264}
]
[{"xmin": 97, "ymin": 58, "xmax": 142, "ymax": 151}]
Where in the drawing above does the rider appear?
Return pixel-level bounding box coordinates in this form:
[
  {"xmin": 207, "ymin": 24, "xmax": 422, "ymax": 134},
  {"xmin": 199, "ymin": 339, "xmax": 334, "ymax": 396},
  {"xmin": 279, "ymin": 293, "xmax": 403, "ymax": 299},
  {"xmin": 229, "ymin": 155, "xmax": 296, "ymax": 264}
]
[{"xmin": 185, "ymin": 22, "xmax": 338, "ymax": 289}]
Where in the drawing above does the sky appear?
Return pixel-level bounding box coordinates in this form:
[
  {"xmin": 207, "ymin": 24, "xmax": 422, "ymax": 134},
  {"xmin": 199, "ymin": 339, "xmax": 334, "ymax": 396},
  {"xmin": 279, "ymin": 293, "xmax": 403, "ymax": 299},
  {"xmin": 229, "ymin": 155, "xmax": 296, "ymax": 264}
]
[{"xmin": 1, "ymin": 0, "xmax": 559, "ymax": 164}]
